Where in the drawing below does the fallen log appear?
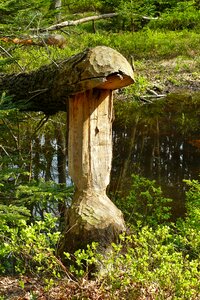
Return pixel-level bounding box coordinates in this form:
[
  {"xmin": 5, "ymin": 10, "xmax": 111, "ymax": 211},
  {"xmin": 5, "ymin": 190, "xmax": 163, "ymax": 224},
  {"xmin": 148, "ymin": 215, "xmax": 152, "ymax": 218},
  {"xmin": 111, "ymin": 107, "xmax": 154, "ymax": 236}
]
[
  {"xmin": 39, "ymin": 13, "xmax": 118, "ymax": 32},
  {"xmin": 38, "ymin": 12, "xmax": 158, "ymax": 32},
  {"xmin": 0, "ymin": 46, "xmax": 133, "ymax": 115},
  {"xmin": 0, "ymin": 34, "xmax": 67, "ymax": 48}
]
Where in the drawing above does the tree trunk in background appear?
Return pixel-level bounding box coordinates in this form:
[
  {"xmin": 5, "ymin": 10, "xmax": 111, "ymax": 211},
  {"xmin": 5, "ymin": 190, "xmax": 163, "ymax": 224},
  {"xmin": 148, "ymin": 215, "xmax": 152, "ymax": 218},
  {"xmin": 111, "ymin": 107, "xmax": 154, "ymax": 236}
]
[
  {"xmin": 44, "ymin": 134, "xmax": 54, "ymax": 181},
  {"xmin": 50, "ymin": 0, "xmax": 62, "ymax": 22},
  {"xmin": 56, "ymin": 125, "xmax": 66, "ymax": 184},
  {"xmin": 117, "ymin": 117, "xmax": 139, "ymax": 191},
  {"xmin": 55, "ymin": 123, "xmax": 68, "ymax": 228},
  {"xmin": 33, "ymin": 137, "xmax": 40, "ymax": 181}
]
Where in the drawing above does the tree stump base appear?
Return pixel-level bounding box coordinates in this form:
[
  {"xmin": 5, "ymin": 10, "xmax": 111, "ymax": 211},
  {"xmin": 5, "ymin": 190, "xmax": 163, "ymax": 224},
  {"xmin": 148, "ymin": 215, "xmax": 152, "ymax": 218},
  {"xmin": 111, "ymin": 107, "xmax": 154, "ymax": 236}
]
[{"xmin": 60, "ymin": 189, "xmax": 125, "ymax": 253}]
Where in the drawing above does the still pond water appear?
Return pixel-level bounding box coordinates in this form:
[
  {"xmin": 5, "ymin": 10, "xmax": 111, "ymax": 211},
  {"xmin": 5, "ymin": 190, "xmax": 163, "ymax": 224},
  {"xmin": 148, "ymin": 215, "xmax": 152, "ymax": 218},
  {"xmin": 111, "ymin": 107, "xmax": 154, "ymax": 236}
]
[
  {"xmin": 109, "ymin": 92, "xmax": 200, "ymax": 218},
  {"xmin": 2, "ymin": 92, "xmax": 199, "ymax": 219}
]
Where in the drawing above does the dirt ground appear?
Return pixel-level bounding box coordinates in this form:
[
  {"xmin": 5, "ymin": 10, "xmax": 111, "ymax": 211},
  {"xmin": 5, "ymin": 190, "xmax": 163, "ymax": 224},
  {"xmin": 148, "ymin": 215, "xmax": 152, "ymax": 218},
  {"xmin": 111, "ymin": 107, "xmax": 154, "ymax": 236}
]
[{"xmin": 0, "ymin": 276, "xmax": 108, "ymax": 300}]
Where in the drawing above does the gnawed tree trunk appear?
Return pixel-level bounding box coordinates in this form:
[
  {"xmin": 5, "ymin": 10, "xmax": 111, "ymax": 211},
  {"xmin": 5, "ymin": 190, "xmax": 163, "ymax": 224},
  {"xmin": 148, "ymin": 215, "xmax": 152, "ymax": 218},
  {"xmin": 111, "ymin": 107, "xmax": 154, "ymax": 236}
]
[
  {"xmin": 0, "ymin": 46, "xmax": 134, "ymax": 254},
  {"xmin": 59, "ymin": 90, "xmax": 125, "ymax": 253}
]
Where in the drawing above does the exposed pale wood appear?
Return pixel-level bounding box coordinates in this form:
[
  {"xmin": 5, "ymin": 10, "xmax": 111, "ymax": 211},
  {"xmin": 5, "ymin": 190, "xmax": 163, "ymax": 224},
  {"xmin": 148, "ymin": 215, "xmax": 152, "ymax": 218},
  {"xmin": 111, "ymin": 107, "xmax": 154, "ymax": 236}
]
[
  {"xmin": 69, "ymin": 89, "xmax": 113, "ymax": 190},
  {"xmin": 59, "ymin": 90, "xmax": 125, "ymax": 254}
]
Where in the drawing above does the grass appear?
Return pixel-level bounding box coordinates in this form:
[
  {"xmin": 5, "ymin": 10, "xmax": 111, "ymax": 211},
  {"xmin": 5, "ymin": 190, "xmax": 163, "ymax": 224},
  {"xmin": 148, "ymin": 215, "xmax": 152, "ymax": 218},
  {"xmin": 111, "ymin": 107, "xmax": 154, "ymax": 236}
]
[
  {"xmin": 1, "ymin": 28, "xmax": 199, "ymax": 95},
  {"xmin": 1, "ymin": 28, "xmax": 200, "ymax": 69}
]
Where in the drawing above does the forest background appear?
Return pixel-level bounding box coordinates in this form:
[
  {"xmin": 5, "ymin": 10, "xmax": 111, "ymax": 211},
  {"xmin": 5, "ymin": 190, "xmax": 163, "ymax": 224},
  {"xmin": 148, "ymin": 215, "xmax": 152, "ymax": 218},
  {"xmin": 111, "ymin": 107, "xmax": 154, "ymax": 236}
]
[{"xmin": 0, "ymin": 0, "xmax": 200, "ymax": 299}]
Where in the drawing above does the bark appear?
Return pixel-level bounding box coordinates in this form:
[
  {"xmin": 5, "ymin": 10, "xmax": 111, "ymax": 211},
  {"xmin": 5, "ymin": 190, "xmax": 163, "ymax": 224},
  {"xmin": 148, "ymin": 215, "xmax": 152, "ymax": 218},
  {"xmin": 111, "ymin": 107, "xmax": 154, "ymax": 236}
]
[
  {"xmin": 0, "ymin": 46, "xmax": 134, "ymax": 115},
  {"xmin": 0, "ymin": 34, "xmax": 66, "ymax": 48},
  {"xmin": 56, "ymin": 125, "xmax": 67, "ymax": 184}
]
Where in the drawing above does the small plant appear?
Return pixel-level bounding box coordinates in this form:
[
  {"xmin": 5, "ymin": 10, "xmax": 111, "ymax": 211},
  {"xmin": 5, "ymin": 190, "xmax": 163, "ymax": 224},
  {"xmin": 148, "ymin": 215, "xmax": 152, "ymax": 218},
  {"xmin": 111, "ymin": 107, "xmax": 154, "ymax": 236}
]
[
  {"xmin": 114, "ymin": 174, "xmax": 172, "ymax": 227},
  {"xmin": 64, "ymin": 242, "xmax": 99, "ymax": 278},
  {"xmin": 176, "ymin": 178, "xmax": 200, "ymax": 260},
  {"xmin": 124, "ymin": 75, "xmax": 150, "ymax": 97},
  {"xmin": 149, "ymin": 1, "xmax": 200, "ymax": 31},
  {"xmin": 0, "ymin": 212, "xmax": 62, "ymax": 276},
  {"xmin": 98, "ymin": 225, "xmax": 200, "ymax": 300}
]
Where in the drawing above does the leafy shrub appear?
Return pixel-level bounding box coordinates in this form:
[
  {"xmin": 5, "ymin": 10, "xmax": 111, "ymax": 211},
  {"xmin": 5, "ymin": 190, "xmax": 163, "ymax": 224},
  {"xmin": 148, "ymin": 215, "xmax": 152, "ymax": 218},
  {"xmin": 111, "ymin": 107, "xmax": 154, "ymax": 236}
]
[
  {"xmin": 15, "ymin": 179, "xmax": 73, "ymax": 220},
  {"xmin": 0, "ymin": 174, "xmax": 200, "ymax": 299},
  {"xmin": 0, "ymin": 212, "xmax": 61, "ymax": 276},
  {"xmin": 149, "ymin": 1, "xmax": 200, "ymax": 30},
  {"xmin": 0, "ymin": 171, "xmax": 72, "ymax": 276},
  {"xmin": 64, "ymin": 242, "xmax": 100, "ymax": 278},
  {"xmin": 98, "ymin": 226, "xmax": 200, "ymax": 300},
  {"xmin": 176, "ymin": 178, "xmax": 200, "ymax": 260},
  {"xmin": 114, "ymin": 174, "xmax": 172, "ymax": 227}
]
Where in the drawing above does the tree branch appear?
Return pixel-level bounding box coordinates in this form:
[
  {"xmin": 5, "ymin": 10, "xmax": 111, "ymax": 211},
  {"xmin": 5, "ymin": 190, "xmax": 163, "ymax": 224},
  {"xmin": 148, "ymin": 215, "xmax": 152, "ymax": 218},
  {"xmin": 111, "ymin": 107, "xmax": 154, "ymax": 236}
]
[
  {"xmin": 39, "ymin": 13, "xmax": 118, "ymax": 32},
  {"xmin": 38, "ymin": 12, "xmax": 158, "ymax": 32}
]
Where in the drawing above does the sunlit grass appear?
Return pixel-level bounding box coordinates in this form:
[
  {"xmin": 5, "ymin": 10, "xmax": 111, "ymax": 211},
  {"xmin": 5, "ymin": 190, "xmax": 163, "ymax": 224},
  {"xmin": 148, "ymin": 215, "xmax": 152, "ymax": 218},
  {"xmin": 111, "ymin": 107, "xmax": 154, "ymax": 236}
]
[{"xmin": 1, "ymin": 28, "xmax": 199, "ymax": 73}]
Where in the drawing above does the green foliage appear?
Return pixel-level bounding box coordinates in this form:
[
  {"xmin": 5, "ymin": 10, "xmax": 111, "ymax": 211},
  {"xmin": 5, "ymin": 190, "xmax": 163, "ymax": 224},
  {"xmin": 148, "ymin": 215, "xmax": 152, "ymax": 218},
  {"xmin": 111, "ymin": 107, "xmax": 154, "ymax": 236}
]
[
  {"xmin": 64, "ymin": 0, "xmax": 102, "ymax": 13},
  {"xmin": 175, "ymin": 178, "xmax": 200, "ymax": 260},
  {"xmin": 0, "ymin": 212, "xmax": 61, "ymax": 276},
  {"xmin": 149, "ymin": 1, "xmax": 200, "ymax": 30},
  {"xmin": 0, "ymin": 0, "xmax": 52, "ymax": 33},
  {"xmin": 60, "ymin": 176, "xmax": 199, "ymax": 297},
  {"xmin": 98, "ymin": 226, "xmax": 200, "ymax": 299},
  {"xmin": 63, "ymin": 177, "xmax": 200, "ymax": 298},
  {"xmin": 0, "ymin": 171, "xmax": 200, "ymax": 298},
  {"xmin": 0, "ymin": 167, "xmax": 72, "ymax": 276},
  {"xmin": 117, "ymin": 0, "xmax": 156, "ymax": 31},
  {"xmin": 15, "ymin": 179, "xmax": 73, "ymax": 219},
  {"xmin": 184, "ymin": 178, "xmax": 200, "ymax": 228},
  {"xmin": 0, "ymin": 204, "xmax": 30, "ymax": 224},
  {"xmin": 0, "ymin": 0, "xmax": 200, "ymax": 298},
  {"xmin": 114, "ymin": 174, "xmax": 172, "ymax": 227},
  {"xmin": 99, "ymin": 0, "xmax": 121, "ymax": 12},
  {"xmin": 0, "ymin": 92, "xmax": 27, "ymax": 111},
  {"xmin": 0, "ymin": 166, "xmax": 73, "ymax": 219},
  {"xmin": 64, "ymin": 242, "xmax": 99, "ymax": 278},
  {"xmin": 125, "ymin": 75, "xmax": 150, "ymax": 97},
  {"xmin": 0, "ymin": 164, "xmax": 72, "ymax": 276}
]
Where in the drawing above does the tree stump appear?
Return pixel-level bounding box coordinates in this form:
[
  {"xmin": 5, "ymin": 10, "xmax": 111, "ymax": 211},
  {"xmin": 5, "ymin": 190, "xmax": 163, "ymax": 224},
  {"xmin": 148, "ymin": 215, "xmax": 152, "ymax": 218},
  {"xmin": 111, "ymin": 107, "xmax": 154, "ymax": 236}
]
[
  {"xmin": 60, "ymin": 47, "xmax": 134, "ymax": 253},
  {"xmin": 0, "ymin": 46, "xmax": 134, "ymax": 253}
]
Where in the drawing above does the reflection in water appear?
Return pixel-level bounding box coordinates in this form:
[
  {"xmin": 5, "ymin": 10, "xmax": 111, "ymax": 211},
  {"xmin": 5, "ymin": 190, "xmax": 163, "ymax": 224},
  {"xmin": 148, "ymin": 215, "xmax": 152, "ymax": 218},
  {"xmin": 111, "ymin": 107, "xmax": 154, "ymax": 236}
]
[
  {"xmin": 109, "ymin": 93, "xmax": 200, "ymax": 217},
  {"xmin": 0, "ymin": 93, "xmax": 199, "ymax": 219}
]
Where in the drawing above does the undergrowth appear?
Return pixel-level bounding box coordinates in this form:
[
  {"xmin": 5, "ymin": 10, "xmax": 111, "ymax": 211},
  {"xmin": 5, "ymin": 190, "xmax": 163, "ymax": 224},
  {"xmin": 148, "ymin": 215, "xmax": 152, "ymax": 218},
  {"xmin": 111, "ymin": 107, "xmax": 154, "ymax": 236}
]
[
  {"xmin": 0, "ymin": 175, "xmax": 200, "ymax": 299},
  {"xmin": 1, "ymin": 29, "xmax": 200, "ymax": 74}
]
